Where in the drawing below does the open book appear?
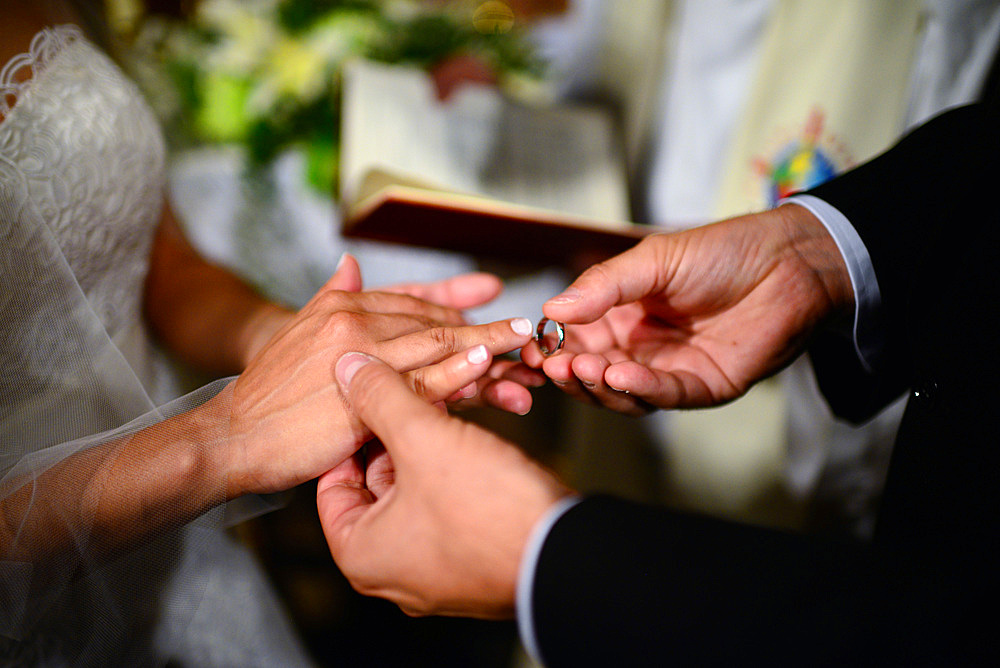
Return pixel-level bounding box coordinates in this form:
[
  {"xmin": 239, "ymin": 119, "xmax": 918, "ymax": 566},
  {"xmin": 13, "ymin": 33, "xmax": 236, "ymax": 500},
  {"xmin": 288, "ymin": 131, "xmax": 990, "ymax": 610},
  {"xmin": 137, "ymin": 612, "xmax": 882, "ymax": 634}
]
[{"xmin": 338, "ymin": 60, "xmax": 647, "ymax": 265}]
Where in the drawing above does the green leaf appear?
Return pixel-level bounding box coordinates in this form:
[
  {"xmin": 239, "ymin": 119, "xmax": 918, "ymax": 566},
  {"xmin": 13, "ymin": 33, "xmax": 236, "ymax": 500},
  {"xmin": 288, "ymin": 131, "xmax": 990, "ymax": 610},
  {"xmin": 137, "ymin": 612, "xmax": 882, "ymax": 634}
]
[
  {"xmin": 278, "ymin": 0, "xmax": 380, "ymax": 33},
  {"xmin": 194, "ymin": 72, "xmax": 253, "ymax": 142},
  {"xmin": 305, "ymin": 133, "xmax": 339, "ymax": 193}
]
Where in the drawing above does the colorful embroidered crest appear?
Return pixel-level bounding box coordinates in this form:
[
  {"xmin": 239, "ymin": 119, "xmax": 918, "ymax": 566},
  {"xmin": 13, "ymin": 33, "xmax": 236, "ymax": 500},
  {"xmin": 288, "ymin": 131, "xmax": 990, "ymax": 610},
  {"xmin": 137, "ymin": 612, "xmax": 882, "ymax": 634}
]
[{"xmin": 752, "ymin": 107, "xmax": 853, "ymax": 207}]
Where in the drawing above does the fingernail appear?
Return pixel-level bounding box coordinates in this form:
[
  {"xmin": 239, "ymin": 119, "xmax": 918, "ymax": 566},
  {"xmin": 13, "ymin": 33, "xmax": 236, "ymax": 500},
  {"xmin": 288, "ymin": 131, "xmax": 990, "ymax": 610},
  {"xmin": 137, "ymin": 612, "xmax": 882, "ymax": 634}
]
[
  {"xmin": 547, "ymin": 287, "xmax": 581, "ymax": 304},
  {"xmin": 511, "ymin": 318, "xmax": 533, "ymax": 336},
  {"xmin": 335, "ymin": 252, "xmax": 347, "ymax": 270},
  {"xmin": 459, "ymin": 382, "xmax": 477, "ymax": 399},
  {"xmin": 336, "ymin": 352, "xmax": 372, "ymax": 388},
  {"xmin": 467, "ymin": 344, "xmax": 488, "ymax": 365}
]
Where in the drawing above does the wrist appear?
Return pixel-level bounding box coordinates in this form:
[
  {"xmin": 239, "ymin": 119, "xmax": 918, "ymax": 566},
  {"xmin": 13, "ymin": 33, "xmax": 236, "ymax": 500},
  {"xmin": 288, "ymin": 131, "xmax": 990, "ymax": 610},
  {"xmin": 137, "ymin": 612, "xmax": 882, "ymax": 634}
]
[
  {"xmin": 773, "ymin": 202, "xmax": 855, "ymax": 327},
  {"xmin": 186, "ymin": 382, "xmax": 245, "ymax": 501},
  {"xmin": 100, "ymin": 386, "xmax": 237, "ymax": 533}
]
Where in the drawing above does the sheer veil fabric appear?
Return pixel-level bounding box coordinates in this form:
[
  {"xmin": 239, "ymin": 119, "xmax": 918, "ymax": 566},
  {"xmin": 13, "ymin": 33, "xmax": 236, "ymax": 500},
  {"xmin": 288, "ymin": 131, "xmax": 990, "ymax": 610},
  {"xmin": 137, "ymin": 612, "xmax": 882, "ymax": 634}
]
[{"xmin": 1, "ymin": 20, "xmax": 311, "ymax": 667}]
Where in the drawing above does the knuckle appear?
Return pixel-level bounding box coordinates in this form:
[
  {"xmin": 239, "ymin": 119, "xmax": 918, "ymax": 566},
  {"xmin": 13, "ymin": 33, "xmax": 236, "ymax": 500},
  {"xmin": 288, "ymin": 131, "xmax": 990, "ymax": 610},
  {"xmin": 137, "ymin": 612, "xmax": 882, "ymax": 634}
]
[
  {"xmin": 401, "ymin": 599, "xmax": 433, "ymax": 617},
  {"xmin": 409, "ymin": 369, "xmax": 430, "ymax": 398},
  {"xmin": 348, "ymin": 573, "xmax": 379, "ymax": 598},
  {"xmin": 322, "ymin": 310, "xmax": 365, "ymax": 339},
  {"xmin": 400, "ymin": 605, "xmax": 423, "ymax": 618},
  {"xmin": 428, "ymin": 325, "xmax": 459, "ymax": 351},
  {"xmin": 315, "ymin": 289, "xmax": 347, "ymax": 311}
]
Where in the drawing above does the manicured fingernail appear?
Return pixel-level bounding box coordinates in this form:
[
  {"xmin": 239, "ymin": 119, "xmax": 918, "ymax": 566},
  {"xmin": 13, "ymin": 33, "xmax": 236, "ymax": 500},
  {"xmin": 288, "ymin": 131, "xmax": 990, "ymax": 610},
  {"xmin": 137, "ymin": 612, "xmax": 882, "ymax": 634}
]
[
  {"xmin": 467, "ymin": 344, "xmax": 489, "ymax": 364},
  {"xmin": 511, "ymin": 318, "xmax": 533, "ymax": 336},
  {"xmin": 459, "ymin": 382, "xmax": 477, "ymax": 398},
  {"xmin": 335, "ymin": 252, "xmax": 347, "ymax": 270},
  {"xmin": 336, "ymin": 352, "xmax": 372, "ymax": 387},
  {"xmin": 547, "ymin": 287, "xmax": 581, "ymax": 304}
]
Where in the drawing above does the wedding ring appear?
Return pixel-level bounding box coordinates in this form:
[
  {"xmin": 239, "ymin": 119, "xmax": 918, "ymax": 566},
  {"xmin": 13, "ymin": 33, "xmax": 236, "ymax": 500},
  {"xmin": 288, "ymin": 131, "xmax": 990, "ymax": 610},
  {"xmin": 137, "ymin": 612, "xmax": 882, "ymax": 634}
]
[{"xmin": 535, "ymin": 317, "xmax": 565, "ymax": 356}]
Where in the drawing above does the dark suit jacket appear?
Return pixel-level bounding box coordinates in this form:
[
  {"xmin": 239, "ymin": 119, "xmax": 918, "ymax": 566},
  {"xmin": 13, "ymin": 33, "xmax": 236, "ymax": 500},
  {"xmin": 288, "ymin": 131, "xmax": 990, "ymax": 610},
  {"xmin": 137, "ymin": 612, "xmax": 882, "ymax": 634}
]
[{"xmin": 529, "ymin": 103, "xmax": 1000, "ymax": 666}]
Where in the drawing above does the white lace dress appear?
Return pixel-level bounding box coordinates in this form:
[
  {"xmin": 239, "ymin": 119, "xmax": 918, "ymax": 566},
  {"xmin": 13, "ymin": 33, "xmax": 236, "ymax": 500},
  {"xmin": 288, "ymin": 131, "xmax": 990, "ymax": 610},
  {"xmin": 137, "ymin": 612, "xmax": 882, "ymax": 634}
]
[{"xmin": 0, "ymin": 25, "xmax": 313, "ymax": 667}]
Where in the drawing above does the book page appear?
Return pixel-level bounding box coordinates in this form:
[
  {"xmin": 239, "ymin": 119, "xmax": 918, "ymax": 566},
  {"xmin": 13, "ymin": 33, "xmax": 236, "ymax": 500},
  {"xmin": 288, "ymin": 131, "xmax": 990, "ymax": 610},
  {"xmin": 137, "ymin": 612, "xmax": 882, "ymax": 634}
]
[{"xmin": 341, "ymin": 59, "xmax": 630, "ymax": 226}]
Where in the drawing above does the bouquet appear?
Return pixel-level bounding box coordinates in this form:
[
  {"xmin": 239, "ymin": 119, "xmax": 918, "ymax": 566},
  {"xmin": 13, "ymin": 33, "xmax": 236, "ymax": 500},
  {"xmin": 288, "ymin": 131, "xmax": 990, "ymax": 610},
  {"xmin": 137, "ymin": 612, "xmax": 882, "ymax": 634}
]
[{"xmin": 131, "ymin": 0, "xmax": 544, "ymax": 192}]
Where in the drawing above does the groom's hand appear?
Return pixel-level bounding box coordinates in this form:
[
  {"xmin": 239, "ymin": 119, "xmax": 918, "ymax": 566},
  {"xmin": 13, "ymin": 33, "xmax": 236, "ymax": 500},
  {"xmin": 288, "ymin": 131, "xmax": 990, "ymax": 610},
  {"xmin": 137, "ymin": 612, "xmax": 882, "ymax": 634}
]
[
  {"xmin": 317, "ymin": 352, "xmax": 571, "ymax": 618},
  {"xmin": 522, "ymin": 206, "xmax": 854, "ymax": 412}
]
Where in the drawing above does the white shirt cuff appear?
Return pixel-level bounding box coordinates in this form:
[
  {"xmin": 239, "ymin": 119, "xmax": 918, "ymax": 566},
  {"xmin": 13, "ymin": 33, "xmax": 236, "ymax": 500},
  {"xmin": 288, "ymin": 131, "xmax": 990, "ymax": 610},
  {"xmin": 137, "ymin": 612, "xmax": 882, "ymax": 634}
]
[
  {"xmin": 780, "ymin": 194, "xmax": 883, "ymax": 372},
  {"xmin": 516, "ymin": 495, "xmax": 582, "ymax": 667}
]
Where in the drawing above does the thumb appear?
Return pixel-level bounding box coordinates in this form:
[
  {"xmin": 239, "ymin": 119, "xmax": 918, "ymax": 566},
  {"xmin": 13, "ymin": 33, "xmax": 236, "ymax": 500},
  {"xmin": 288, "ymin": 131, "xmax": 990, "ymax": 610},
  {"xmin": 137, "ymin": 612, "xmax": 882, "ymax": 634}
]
[
  {"xmin": 335, "ymin": 352, "xmax": 445, "ymax": 466},
  {"xmin": 325, "ymin": 253, "xmax": 364, "ymax": 293},
  {"xmin": 543, "ymin": 234, "xmax": 670, "ymax": 323}
]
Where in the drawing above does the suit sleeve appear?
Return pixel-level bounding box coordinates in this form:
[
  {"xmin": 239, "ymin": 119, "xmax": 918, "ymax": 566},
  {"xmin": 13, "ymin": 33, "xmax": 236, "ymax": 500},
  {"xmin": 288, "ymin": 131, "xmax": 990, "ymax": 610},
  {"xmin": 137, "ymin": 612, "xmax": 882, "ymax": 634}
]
[
  {"xmin": 804, "ymin": 103, "xmax": 994, "ymax": 421},
  {"xmin": 530, "ymin": 495, "xmax": 988, "ymax": 666}
]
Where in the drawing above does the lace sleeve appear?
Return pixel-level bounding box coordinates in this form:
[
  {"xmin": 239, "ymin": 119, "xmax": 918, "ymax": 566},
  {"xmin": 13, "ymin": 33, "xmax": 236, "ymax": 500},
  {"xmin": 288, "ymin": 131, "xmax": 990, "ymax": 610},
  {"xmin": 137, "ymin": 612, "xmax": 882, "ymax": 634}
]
[
  {"xmin": 0, "ymin": 21, "xmax": 306, "ymax": 666},
  {"xmin": 0, "ymin": 154, "xmax": 236, "ymax": 661},
  {"xmin": 1, "ymin": 25, "xmax": 82, "ymax": 119}
]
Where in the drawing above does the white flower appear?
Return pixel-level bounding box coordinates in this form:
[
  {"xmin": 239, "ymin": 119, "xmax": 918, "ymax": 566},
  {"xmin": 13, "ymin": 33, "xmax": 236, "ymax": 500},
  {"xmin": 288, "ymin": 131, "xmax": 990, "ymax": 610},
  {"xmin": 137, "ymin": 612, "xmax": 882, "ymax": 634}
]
[
  {"xmin": 376, "ymin": 0, "xmax": 425, "ymax": 22},
  {"xmin": 247, "ymin": 36, "xmax": 327, "ymax": 114},
  {"xmin": 196, "ymin": 0, "xmax": 279, "ymax": 73},
  {"xmin": 307, "ymin": 12, "xmax": 383, "ymax": 69},
  {"xmin": 245, "ymin": 11, "xmax": 386, "ymax": 117},
  {"xmin": 196, "ymin": 0, "xmax": 279, "ymax": 29}
]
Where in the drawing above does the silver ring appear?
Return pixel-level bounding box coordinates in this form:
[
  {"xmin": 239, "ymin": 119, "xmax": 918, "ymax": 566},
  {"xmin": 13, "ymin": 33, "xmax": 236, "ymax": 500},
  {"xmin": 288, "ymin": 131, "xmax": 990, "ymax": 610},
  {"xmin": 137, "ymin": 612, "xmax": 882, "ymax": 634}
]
[{"xmin": 535, "ymin": 317, "xmax": 565, "ymax": 356}]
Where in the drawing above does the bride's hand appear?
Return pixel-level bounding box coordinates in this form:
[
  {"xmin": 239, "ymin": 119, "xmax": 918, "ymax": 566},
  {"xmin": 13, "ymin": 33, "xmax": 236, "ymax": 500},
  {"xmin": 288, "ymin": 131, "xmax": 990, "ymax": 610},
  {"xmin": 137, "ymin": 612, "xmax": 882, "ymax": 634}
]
[
  {"xmin": 240, "ymin": 255, "xmax": 544, "ymax": 416},
  {"xmin": 216, "ymin": 264, "xmax": 535, "ymax": 498}
]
